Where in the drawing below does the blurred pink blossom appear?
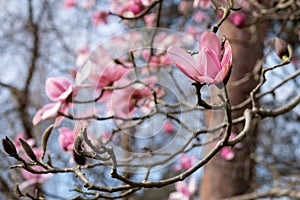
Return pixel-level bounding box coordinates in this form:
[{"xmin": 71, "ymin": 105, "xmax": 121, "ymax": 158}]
[
  {"xmin": 220, "ymin": 147, "xmax": 235, "ymax": 160},
  {"xmin": 169, "ymin": 177, "xmax": 196, "ymax": 200},
  {"xmin": 173, "ymin": 154, "xmax": 196, "ymax": 171},
  {"xmin": 229, "ymin": 12, "xmax": 246, "ymax": 28},
  {"xmin": 185, "ymin": 25, "xmax": 199, "ymax": 38},
  {"xmin": 144, "ymin": 13, "xmax": 156, "ymax": 27},
  {"xmin": 64, "ymin": 0, "xmax": 77, "ymax": 8},
  {"xmin": 58, "ymin": 127, "xmax": 76, "ymax": 152},
  {"xmin": 168, "ymin": 31, "xmax": 232, "ymax": 84},
  {"xmin": 178, "ymin": 1, "xmax": 189, "ymax": 13},
  {"xmin": 192, "ymin": 11, "xmax": 207, "ymax": 23},
  {"xmin": 220, "ymin": 133, "xmax": 243, "ymax": 161},
  {"xmin": 163, "ymin": 122, "xmax": 174, "ymax": 133},
  {"xmin": 142, "ymin": 50, "xmax": 172, "ymax": 70},
  {"xmin": 92, "ymin": 10, "xmax": 109, "ymax": 26}
]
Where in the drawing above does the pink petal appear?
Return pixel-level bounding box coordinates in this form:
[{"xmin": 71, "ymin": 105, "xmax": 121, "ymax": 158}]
[
  {"xmin": 202, "ymin": 49, "xmax": 222, "ymax": 78},
  {"xmin": 221, "ymin": 41, "xmax": 233, "ymax": 67},
  {"xmin": 53, "ymin": 103, "xmax": 71, "ymax": 127},
  {"xmin": 41, "ymin": 102, "xmax": 61, "ymax": 120},
  {"xmin": 76, "ymin": 62, "xmax": 93, "ymax": 85},
  {"xmin": 199, "ymin": 31, "xmax": 222, "ymax": 59},
  {"xmin": 168, "ymin": 46, "xmax": 200, "ymax": 81},
  {"xmin": 214, "ymin": 63, "xmax": 230, "ymax": 83},
  {"xmin": 46, "ymin": 77, "xmax": 72, "ymax": 101},
  {"xmin": 193, "ymin": 75, "xmax": 215, "ymax": 83},
  {"xmin": 57, "ymin": 85, "xmax": 73, "ymax": 101},
  {"xmin": 32, "ymin": 103, "xmax": 57, "ymax": 125}
]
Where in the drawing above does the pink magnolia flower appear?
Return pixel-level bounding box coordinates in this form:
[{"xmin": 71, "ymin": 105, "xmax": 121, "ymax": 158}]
[
  {"xmin": 46, "ymin": 77, "xmax": 74, "ymax": 102},
  {"xmin": 168, "ymin": 31, "xmax": 232, "ymax": 84},
  {"xmin": 193, "ymin": 0, "xmax": 211, "ymax": 9},
  {"xmin": 173, "ymin": 154, "xmax": 196, "ymax": 171},
  {"xmin": 33, "ymin": 77, "xmax": 76, "ymax": 126},
  {"xmin": 58, "ymin": 127, "xmax": 76, "ymax": 152},
  {"xmin": 169, "ymin": 177, "xmax": 196, "ymax": 200},
  {"xmin": 229, "ymin": 12, "xmax": 246, "ymax": 28},
  {"xmin": 64, "ymin": 0, "xmax": 77, "ymax": 8},
  {"xmin": 92, "ymin": 10, "xmax": 109, "ymax": 26}
]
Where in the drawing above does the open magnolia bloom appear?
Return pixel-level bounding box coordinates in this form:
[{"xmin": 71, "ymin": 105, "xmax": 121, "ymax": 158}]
[{"xmin": 168, "ymin": 31, "xmax": 232, "ymax": 84}]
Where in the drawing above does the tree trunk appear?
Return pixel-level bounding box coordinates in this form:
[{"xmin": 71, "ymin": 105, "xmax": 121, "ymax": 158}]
[{"xmin": 200, "ymin": 19, "xmax": 265, "ymax": 199}]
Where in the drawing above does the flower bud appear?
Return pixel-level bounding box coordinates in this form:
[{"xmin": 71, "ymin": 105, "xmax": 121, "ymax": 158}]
[
  {"xmin": 2, "ymin": 137, "xmax": 17, "ymax": 157},
  {"xmin": 41, "ymin": 124, "xmax": 54, "ymax": 159},
  {"xmin": 19, "ymin": 138, "xmax": 37, "ymax": 161},
  {"xmin": 275, "ymin": 37, "xmax": 289, "ymax": 59}
]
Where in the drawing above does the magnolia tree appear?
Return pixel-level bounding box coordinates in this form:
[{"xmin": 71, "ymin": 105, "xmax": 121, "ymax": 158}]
[{"xmin": 1, "ymin": 0, "xmax": 300, "ymax": 199}]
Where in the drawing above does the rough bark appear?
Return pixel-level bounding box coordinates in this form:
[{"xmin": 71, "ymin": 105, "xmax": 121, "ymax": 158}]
[{"xmin": 199, "ymin": 19, "xmax": 265, "ymax": 199}]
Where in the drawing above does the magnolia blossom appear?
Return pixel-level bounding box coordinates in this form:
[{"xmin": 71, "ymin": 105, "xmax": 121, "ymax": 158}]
[
  {"xmin": 33, "ymin": 77, "xmax": 76, "ymax": 126},
  {"xmin": 169, "ymin": 177, "xmax": 196, "ymax": 200},
  {"xmin": 75, "ymin": 46, "xmax": 132, "ymax": 100},
  {"xmin": 168, "ymin": 31, "xmax": 232, "ymax": 84},
  {"xmin": 173, "ymin": 154, "xmax": 196, "ymax": 171}
]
